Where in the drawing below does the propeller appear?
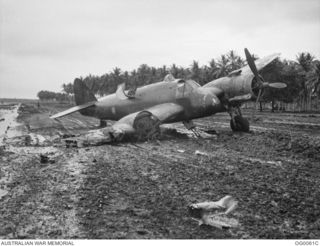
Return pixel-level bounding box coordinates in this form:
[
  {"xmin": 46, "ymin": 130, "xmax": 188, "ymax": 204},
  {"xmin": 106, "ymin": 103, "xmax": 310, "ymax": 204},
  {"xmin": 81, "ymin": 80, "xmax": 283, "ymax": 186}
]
[
  {"xmin": 266, "ymin": 82, "xmax": 287, "ymax": 89},
  {"xmin": 244, "ymin": 48, "xmax": 287, "ymax": 119}
]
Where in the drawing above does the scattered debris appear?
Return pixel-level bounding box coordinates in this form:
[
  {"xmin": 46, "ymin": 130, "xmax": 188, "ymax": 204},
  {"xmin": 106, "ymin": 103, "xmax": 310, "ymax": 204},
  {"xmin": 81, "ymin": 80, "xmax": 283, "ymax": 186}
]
[
  {"xmin": 63, "ymin": 127, "xmax": 124, "ymax": 147},
  {"xmin": 40, "ymin": 154, "xmax": 55, "ymax": 164},
  {"xmin": 188, "ymin": 195, "xmax": 239, "ymax": 229},
  {"xmin": 4, "ymin": 133, "xmax": 49, "ymax": 147},
  {"xmin": 266, "ymin": 160, "xmax": 283, "ymax": 168},
  {"xmin": 195, "ymin": 150, "xmax": 209, "ymax": 156},
  {"xmin": 198, "ymin": 213, "xmax": 240, "ymax": 229},
  {"xmin": 246, "ymin": 157, "xmax": 284, "ymax": 168}
]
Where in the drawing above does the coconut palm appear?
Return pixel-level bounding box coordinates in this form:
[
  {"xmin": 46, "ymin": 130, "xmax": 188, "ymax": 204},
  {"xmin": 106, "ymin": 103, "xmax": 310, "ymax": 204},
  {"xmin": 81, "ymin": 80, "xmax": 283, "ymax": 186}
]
[
  {"xmin": 296, "ymin": 52, "xmax": 316, "ymax": 111},
  {"xmin": 214, "ymin": 54, "xmax": 230, "ymax": 78},
  {"xmin": 227, "ymin": 50, "xmax": 245, "ymax": 71}
]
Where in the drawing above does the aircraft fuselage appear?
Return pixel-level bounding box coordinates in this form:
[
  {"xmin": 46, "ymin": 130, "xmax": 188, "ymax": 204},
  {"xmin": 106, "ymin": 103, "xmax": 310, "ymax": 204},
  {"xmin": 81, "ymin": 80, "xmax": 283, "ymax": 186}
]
[{"xmin": 88, "ymin": 79, "xmax": 225, "ymax": 123}]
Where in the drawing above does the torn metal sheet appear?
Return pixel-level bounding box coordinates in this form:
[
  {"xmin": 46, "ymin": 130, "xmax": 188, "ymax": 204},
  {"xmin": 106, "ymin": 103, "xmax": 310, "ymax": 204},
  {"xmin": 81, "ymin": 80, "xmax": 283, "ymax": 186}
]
[
  {"xmin": 64, "ymin": 126, "xmax": 124, "ymax": 147},
  {"xmin": 194, "ymin": 150, "xmax": 209, "ymax": 156},
  {"xmin": 188, "ymin": 195, "xmax": 239, "ymax": 229}
]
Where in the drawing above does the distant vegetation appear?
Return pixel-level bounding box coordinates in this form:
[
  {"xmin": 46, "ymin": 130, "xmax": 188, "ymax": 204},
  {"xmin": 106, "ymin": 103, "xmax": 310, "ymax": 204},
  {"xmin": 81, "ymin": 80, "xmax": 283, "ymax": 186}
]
[
  {"xmin": 37, "ymin": 90, "xmax": 70, "ymax": 102},
  {"xmin": 37, "ymin": 50, "xmax": 320, "ymax": 111}
]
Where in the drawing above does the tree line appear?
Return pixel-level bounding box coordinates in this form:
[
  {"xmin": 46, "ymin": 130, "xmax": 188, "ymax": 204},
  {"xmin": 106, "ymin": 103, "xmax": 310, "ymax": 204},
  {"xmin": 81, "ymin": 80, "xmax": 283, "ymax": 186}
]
[
  {"xmin": 38, "ymin": 50, "xmax": 320, "ymax": 111},
  {"xmin": 37, "ymin": 90, "xmax": 69, "ymax": 102}
]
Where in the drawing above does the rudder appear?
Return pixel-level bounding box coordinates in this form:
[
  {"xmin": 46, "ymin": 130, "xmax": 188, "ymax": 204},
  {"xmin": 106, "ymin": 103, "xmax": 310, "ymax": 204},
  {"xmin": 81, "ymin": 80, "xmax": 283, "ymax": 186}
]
[{"xmin": 73, "ymin": 78, "xmax": 97, "ymax": 105}]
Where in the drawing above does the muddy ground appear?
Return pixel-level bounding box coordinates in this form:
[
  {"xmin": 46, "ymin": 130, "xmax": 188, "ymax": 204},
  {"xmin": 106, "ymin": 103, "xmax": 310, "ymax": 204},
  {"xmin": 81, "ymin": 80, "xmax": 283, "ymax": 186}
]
[{"xmin": 0, "ymin": 102, "xmax": 319, "ymax": 239}]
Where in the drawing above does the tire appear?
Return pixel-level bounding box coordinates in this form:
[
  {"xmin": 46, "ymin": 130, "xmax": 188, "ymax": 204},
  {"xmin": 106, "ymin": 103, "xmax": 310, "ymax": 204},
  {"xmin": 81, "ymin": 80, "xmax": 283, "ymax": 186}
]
[{"xmin": 230, "ymin": 115, "xmax": 250, "ymax": 132}]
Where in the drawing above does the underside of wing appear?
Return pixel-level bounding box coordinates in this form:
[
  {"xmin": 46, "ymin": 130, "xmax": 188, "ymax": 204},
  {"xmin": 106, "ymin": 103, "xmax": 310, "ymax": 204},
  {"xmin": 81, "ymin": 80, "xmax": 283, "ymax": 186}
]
[{"xmin": 228, "ymin": 53, "xmax": 280, "ymax": 76}]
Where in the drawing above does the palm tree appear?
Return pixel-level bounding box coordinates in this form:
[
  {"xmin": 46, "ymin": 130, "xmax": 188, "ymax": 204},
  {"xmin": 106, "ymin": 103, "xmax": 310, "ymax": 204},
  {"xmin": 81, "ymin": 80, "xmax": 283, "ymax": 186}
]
[
  {"xmin": 227, "ymin": 50, "xmax": 244, "ymax": 71},
  {"xmin": 307, "ymin": 60, "xmax": 320, "ymax": 96},
  {"xmin": 306, "ymin": 60, "xmax": 320, "ymax": 110},
  {"xmin": 207, "ymin": 58, "xmax": 219, "ymax": 81},
  {"xmin": 190, "ymin": 60, "xmax": 201, "ymax": 83},
  {"xmin": 170, "ymin": 64, "xmax": 179, "ymax": 78},
  {"xmin": 137, "ymin": 64, "xmax": 151, "ymax": 85},
  {"xmin": 215, "ymin": 54, "xmax": 230, "ymax": 78},
  {"xmin": 62, "ymin": 82, "xmax": 74, "ymax": 103},
  {"xmin": 296, "ymin": 52, "xmax": 315, "ymax": 111},
  {"xmin": 296, "ymin": 52, "xmax": 314, "ymax": 72}
]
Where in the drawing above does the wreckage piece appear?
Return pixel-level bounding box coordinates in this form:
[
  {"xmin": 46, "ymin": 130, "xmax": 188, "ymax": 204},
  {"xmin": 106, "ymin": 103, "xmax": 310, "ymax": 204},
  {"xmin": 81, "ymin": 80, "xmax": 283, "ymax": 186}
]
[
  {"xmin": 189, "ymin": 195, "xmax": 238, "ymax": 215},
  {"xmin": 40, "ymin": 154, "xmax": 55, "ymax": 164},
  {"xmin": 64, "ymin": 126, "xmax": 124, "ymax": 147},
  {"xmin": 188, "ymin": 195, "xmax": 239, "ymax": 229},
  {"xmin": 3, "ymin": 133, "xmax": 49, "ymax": 147},
  {"xmin": 198, "ymin": 213, "xmax": 240, "ymax": 229}
]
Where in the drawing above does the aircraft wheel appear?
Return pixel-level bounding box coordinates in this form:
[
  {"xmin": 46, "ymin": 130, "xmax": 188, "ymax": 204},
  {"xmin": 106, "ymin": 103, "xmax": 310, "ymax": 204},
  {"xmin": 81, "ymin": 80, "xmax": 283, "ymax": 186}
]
[
  {"xmin": 133, "ymin": 111, "xmax": 161, "ymax": 140},
  {"xmin": 230, "ymin": 115, "xmax": 250, "ymax": 132}
]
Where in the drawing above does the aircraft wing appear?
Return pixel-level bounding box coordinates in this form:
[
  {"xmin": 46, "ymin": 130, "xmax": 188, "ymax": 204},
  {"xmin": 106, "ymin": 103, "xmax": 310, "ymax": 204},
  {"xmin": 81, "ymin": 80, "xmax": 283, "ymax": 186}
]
[
  {"xmin": 50, "ymin": 101, "xmax": 96, "ymax": 119},
  {"xmin": 228, "ymin": 53, "xmax": 280, "ymax": 76},
  {"xmin": 65, "ymin": 103, "xmax": 184, "ymax": 146},
  {"xmin": 112, "ymin": 102, "xmax": 184, "ymax": 134}
]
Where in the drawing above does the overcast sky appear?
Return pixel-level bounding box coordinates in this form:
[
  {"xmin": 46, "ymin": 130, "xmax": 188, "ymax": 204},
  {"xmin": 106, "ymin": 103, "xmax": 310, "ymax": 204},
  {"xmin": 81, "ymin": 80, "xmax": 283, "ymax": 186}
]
[{"xmin": 1, "ymin": 0, "xmax": 319, "ymax": 98}]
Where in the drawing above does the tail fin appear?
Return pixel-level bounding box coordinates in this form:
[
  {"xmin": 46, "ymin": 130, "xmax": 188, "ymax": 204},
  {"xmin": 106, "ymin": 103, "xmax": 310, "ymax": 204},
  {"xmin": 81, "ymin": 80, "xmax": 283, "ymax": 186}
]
[{"xmin": 74, "ymin": 78, "xmax": 97, "ymax": 105}]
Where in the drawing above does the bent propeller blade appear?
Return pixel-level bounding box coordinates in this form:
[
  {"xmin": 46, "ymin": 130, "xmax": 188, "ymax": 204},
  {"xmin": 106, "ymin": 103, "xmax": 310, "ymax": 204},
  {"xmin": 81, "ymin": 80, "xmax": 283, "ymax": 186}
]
[{"xmin": 244, "ymin": 48, "xmax": 260, "ymax": 80}]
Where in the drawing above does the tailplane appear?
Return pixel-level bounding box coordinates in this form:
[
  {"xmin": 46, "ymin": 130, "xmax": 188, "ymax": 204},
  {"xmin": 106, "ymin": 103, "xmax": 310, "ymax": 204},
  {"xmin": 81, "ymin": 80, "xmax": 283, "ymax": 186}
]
[{"xmin": 50, "ymin": 78, "xmax": 97, "ymax": 119}]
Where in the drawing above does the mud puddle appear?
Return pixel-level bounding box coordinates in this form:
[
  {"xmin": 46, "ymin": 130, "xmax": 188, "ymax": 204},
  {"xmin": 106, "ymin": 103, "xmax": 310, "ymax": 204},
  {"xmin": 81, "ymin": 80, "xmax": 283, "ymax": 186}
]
[{"xmin": 0, "ymin": 104, "xmax": 23, "ymax": 143}]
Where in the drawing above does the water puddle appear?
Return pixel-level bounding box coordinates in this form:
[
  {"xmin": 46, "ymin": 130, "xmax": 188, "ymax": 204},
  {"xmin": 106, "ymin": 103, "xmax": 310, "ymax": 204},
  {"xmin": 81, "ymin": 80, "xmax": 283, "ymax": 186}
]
[{"xmin": 0, "ymin": 104, "xmax": 23, "ymax": 144}]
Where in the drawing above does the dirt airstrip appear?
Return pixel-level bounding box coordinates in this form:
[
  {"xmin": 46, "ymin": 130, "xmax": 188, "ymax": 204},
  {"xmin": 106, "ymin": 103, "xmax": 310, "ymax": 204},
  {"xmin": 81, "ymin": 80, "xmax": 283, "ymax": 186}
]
[{"xmin": 0, "ymin": 102, "xmax": 319, "ymax": 239}]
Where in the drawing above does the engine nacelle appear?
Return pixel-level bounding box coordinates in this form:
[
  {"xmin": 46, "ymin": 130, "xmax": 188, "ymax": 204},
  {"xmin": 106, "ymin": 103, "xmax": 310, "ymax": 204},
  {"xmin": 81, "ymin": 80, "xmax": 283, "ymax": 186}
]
[{"xmin": 203, "ymin": 73, "xmax": 262, "ymax": 101}]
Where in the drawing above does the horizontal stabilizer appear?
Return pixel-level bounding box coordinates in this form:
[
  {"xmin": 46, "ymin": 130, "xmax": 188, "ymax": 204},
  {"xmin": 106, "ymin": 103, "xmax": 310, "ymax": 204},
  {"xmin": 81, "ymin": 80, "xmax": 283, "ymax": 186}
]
[{"xmin": 50, "ymin": 101, "xmax": 96, "ymax": 119}]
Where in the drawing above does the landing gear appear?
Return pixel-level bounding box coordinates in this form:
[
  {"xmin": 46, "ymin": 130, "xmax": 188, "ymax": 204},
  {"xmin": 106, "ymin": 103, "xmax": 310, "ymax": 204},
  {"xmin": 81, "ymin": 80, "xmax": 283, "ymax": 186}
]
[
  {"xmin": 230, "ymin": 115, "xmax": 249, "ymax": 132},
  {"xmin": 228, "ymin": 106, "xmax": 250, "ymax": 132}
]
